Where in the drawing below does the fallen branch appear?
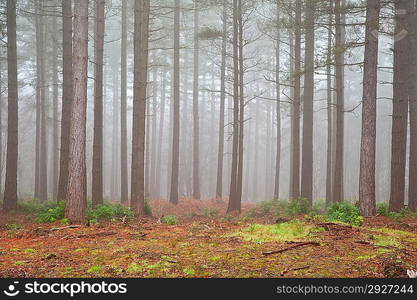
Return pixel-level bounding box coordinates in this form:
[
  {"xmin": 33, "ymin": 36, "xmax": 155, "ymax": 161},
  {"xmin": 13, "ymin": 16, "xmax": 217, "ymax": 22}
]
[
  {"xmin": 262, "ymin": 242, "xmax": 320, "ymax": 256},
  {"xmin": 64, "ymin": 231, "xmax": 117, "ymax": 239},
  {"xmin": 280, "ymin": 266, "xmax": 310, "ymax": 276},
  {"xmin": 50, "ymin": 225, "xmax": 82, "ymax": 231}
]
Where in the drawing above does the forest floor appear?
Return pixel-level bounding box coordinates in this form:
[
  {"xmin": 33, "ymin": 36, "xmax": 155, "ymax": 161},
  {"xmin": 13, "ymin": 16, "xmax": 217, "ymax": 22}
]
[{"xmin": 0, "ymin": 199, "xmax": 417, "ymax": 278}]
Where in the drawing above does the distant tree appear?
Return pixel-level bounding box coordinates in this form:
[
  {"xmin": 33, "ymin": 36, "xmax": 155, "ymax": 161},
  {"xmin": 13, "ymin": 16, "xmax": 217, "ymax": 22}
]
[
  {"xmin": 169, "ymin": 0, "xmax": 181, "ymax": 205},
  {"xmin": 92, "ymin": 0, "xmax": 105, "ymax": 207}
]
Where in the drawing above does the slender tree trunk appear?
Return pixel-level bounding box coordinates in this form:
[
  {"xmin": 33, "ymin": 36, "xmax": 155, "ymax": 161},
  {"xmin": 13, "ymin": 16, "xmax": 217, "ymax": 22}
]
[
  {"xmin": 111, "ymin": 58, "xmax": 120, "ymax": 201},
  {"xmin": 131, "ymin": 0, "xmax": 150, "ymax": 215},
  {"xmin": 273, "ymin": 2, "xmax": 281, "ymax": 200},
  {"xmin": 65, "ymin": 0, "xmax": 89, "ymax": 223},
  {"xmin": 290, "ymin": 0, "xmax": 301, "ymax": 200},
  {"xmin": 52, "ymin": 9, "xmax": 59, "ymax": 201},
  {"xmin": 359, "ymin": 0, "xmax": 380, "ymax": 216},
  {"xmin": 120, "ymin": 0, "xmax": 128, "ymax": 205},
  {"xmin": 325, "ymin": 0, "xmax": 333, "ymax": 206},
  {"xmin": 390, "ymin": 0, "xmax": 412, "ymax": 212},
  {"xmin": 215, "ymin": 0, "xmax": 227, "ymax": 200},
  {"xmin": 57, "ymin": 0, "xmax": 73, "ymax": 202},
  {"xmin": 150, "ymin": 67, "xmax": 158, "ymax": 199},
  {"xmin": 156, "ymin": 70, "xmax": 167, "ymax": 199},
  {"xmin": 92, "ymin": 0, "xmax": 105, "ymax": 208},
  {"xmin": 332, "ymin": 0, "xmax": 345, "ymax": 203},
  {"xmin": 192, "ymin": 1, "xmax": 200, "ymax": 200},
  {"xmin": 408, "ymin": 1, "xmax": 417, "ymax": 211},
  {"xmin": 170, "ymin": 0, "xmax": 180, "ymax": 205},
  {"xmin": 301, "ymin": 0, "xmax": 315, "ymax": 205},
  {"xmin": 3, "ymin": 0, "xmax": 18, "ymax": 212},
  {"xmin": 227, "ymin": 0, "xmax": 240, "ymax": 213}
]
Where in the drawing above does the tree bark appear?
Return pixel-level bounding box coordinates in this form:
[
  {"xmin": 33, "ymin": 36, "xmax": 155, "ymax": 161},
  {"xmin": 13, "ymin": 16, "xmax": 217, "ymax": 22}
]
[
  {"xmin": 169, "ymin": 0, "xmax": 180, "ymax": 205},
  {"xmin": 273, "ymin": 2, "xmax": 281, "ymax": 200},
  {"xmin": 92, "ymin": 0, "xmax": 105, "ymax": 208},
  {"xmin": 131, "ymin": 0, "xmax": 150, "ymax": 215},
  {"xmin": 359, "ymin": 0, "xmax": 380, "ymax": 217},
  {"xmin": 3, "ymin": 0, "xmax": 19, "ymax": 212},
  {"xmin": 390, "ymin": 0, "xmax": 412, "ymax": 212},
  {"xmin": 52, "ymin": 7, "xmax": 59, "ymax": 201},
  {"xmin": 57, "ymin": 0, "xmax": 73, "ymax": 202},
  {"xmin": 65, "ymin": 0, "xmax": 89, "ymax": 223},
  {"xmin": 332, "ymin": 0, "xmax": 345, "ymax": 203},
  {"xmin": 301, "ymin": 0, "xmax": 315, "ymax": 205},
  {"xmin": 290, "ymin": 0, "xmax": 301, "ymax": 200},
  {"xmin": 120, "ymin": 0, "xmax": 129, "ymax": 205},
  {"xmin": 192, "ymin": 1, "xmax": 201, "ymax": 200}
]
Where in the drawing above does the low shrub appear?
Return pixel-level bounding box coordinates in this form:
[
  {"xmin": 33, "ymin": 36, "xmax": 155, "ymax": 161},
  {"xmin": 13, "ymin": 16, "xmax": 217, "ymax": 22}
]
[
  {"xmin": 162, "ymin": 215, "xmax": 177, "ymax": 225},
  {"xmin": 87, "ymin": 203, "xmax": 134, "ymax": 222},
  {"xmin": 35, "ymin": 201, "xmax": 66, "ymax": 223},
  {"xmin": 326, "ymin": 202, "xmax": 363, "ymax": 226},
  {"xmin": 286, "ymin": 198, "xmax": 310, "ymax": 215}
]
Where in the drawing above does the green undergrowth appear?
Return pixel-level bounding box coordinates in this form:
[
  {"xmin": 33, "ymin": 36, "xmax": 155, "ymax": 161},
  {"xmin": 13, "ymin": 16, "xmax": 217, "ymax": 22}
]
[
  {"xmin": 230, "ymin": 220, "xmax": 324, "ymax": 244},
  {"xmin": 16, "ymin": 198, "xmax": 152, "ymax": 223}
]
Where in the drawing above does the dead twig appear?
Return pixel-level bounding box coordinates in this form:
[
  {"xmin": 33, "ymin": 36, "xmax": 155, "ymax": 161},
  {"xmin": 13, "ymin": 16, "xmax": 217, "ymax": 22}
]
[
  {"xmin": 50, "ymin": 225, "xmax": 82, "ymax": 231},
  {"xmin": 262, "ymin": 242, "xmax": 320, "ymax": 256},
  {"xmin": 280, "ymin": 266, "xmax": 310, "ymax": 276}
]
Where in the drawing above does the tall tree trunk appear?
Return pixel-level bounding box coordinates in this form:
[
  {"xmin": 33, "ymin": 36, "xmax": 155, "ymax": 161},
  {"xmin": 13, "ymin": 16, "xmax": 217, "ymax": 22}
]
[
  {"xmin": 3, "ymin": 0, "xmax": 18, "ymax": 212},
  {"xmin": 301, "ymin": 0, "xmax": 315, "ymax": 205},
  {"xmin": 227, "ymin": 0, "xmax": 240, "ymax": 213},
  {"xmin": 390, "ymin": 0, "xmax": 412, "ymax": 212},
  {"xmin": 52, "ymin": 8, "xmax": 59, "ymax": 201},
  {"xmin": 156, "ymin": 69, "xmax": 167, "ymax": 199},
  {"xmin": 131, "ymin": 0, "xmax": 150, "ymax": 214},
  {"xmin": 92, "ymin": 0, "xmax": 105, "ymax": 208},
  {"xmin": 192, "ymin": 1, "xmax": 200, "ymax": 200},
  {"xmin": 215, "ymin": 0, "xmax": 227, "ymax": 199},
  {"xmin": 325, "ymin": 0, "xmax": 333, "ymax": 206},
  {"xmin": 273, "ymin": 2, "xmax": 281, "ymax": 200},
  {"xmin": 150, "ymin": 67, "xmax": 158, "ymax": 199},
  {"xmin": 408, "ymin": 1, "xmax": 417, "ymax": 211},
  {"xmin": 332, "ymin": 0, "xmax": 345, "ymax": 203},
  {"xmin": 111, "ymin": 58, "xmax": 120, "ymax": 201},
  {"xmin": 170, "ymin": 0, "xmax": 180, "ymax": 205},
  {"xmin": 65, "ymin": 0, "xmax": 89, "ymax": 223},
  {"xmin": 290, "ymin": 0, "xmax": 301, "ymax": 200},
  {"xmin": 359, "ymin": 0, "xmax": 380, "ymax": 216},
  {"xmin": 120, "ymin": 0, "xmax": 128, "ymax": 205},
  {"xmin": 57, "ymin": 0, "xmax": 73, "ymax": 202}
]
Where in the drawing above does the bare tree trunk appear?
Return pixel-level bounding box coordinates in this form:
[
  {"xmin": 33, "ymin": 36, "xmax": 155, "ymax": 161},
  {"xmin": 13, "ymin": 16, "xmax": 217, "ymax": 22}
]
[
  {"xmin": 52, "ymin": 8, "xmax": 59, "ymax": 201},
  {"xmin": 65, "ymin": 0, "xmax": 89, "ymax": 223},
  {"xmin": 111, "ymin": 58, "xmax": 120, "ymax": 202},
  {"xmin": 301, "ymin": 0, "xmax": 315, "ymax": 205},
  {"xmin": 131, "ymin": 0, "xmax": 150, "ymax": 215},
  {"xmin": 332, "ymin": 0, "xmax": 345, "ymax": 203},
  {"xmin": 390, "ymin": 0, "xmax": 412, "ymax": 212},
  {"xmin": 325, "ymin": 0, "xmax": 333, "ymax": 207},
  {"xmin": 150, "ymin": 67, "xmax": 158, "ymax": 199},
  {"xmin": 3, "ymin": 0, "xmax": 18, "ymax": 212},
  {"xmin": 359, "ymin": 0, "xmax": 380, "ymax": 216},
  {"xmin": 170, "ymin": 0, "xmax": 180, "ymax": 205},
  {"xmin": 408, "ymin": 2, "xmax": 417, "ymax": 211},
  {"xmin": 227, "ymin": 0, "xmax": 240, "ymax": 213},
  {"xmin": 120, "ymin": 0, "xmax": 128, "ymax": 205},
  {"xmin": 156, "ymin": 69, "xmax": 167, "ymax": 199},
  {"xmin": 92, "ymin": 0, "xmax": 105, "ymax": 208},
  {"xmin": 57, "ymin": 0, "xmax": 73, "ymax": 202},
  {"xmin": 215, "ymin": 0, "xmax": 227, "ymax": 200},
  {"xmin": 192, "ymin": 1, "xmax": 201, "ymax": 200},
  {"xmin": 290, "ymin": 0, "xmax": 301, "ymax": 200},
  {"xmin": 273, "ymin": 2, "xmax": 281, "ymax": 200}
]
